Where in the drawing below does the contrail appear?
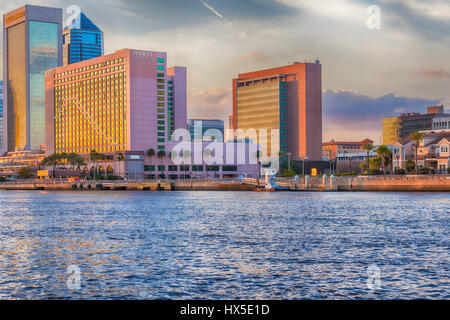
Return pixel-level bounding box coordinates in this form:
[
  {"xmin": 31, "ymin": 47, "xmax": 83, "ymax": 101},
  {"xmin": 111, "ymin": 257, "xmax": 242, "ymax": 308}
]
[{"xmin": 199, "ymin": 0, "xmax": 233, "ymax": 25}]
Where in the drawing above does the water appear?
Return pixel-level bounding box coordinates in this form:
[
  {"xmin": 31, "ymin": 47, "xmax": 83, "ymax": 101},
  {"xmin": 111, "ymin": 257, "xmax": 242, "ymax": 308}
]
[{"xmin": 0, "ymin": 190, "xmax": 448, "ymax": 300}]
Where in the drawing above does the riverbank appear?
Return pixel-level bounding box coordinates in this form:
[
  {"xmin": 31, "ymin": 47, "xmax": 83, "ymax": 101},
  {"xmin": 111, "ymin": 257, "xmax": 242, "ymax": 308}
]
[{"xmin": 1, "ymin": 175, "xmax": 450, "ymax": 192}]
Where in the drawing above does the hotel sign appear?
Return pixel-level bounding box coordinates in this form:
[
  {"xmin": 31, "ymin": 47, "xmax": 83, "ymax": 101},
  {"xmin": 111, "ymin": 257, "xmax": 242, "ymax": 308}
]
[
  {"xmin": 133, "ymin": 50, "xmax": 153, "ymax": 59},
  {"xmin": 5, "ymin": 7, "xmax": 26, "ymax": 28}
]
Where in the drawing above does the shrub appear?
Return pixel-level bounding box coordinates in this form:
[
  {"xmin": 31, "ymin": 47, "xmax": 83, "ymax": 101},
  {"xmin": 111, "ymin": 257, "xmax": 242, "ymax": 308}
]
[
  {"xmin": 0, "ymin": 176, "xmax": 6, "ymax": 182},
  {"xmin": 18, "ymin": 167, "xmax": 33, "ymax": 179},
  {"xmin": 106, "ymin": 175, "xmax": 122, "ymax": 181},
  {"xmin": 369, "ymin": 169, "xmax": 381, "ymax": 175},
  {"xmin": 418, "ymin": 167, "xmax": 431, "ymax": 174},
  {"xmin": 394, "ymin": 168, "xmax": 406, "ymax": 175}
]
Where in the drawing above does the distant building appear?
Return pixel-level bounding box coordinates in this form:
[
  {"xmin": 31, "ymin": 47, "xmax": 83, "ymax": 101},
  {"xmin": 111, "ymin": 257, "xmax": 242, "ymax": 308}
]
[
  {"xmin": 383, "ymin": 105, "xmax": 448, "ymax": 145},
  {"xmin": 3, "ymin": 5, "xmax": 62, "ymax": 152},
  {"xmin": 63, "ymin": 12, "xmax": 104, "ymax": 65},
  {"xmin": 231, "ymin": 62, "xmax": 322, "ymax": 162},
  {"xmin": 322, "ymin": 138, "xmax": 373, "ymax": 161},
  {"xmin": 188, "ymin": 119, "xmax": 224, "ymax": 141},
  {"xmin": 432, "ymin": 115, "xmax": 450, "ymax": 131}
]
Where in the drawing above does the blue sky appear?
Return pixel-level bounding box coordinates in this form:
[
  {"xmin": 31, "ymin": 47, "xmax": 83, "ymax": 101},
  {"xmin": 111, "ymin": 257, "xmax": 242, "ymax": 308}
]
[{"xmin": 1, "ymin": 0, "xmax": 449, "ymax": 143}]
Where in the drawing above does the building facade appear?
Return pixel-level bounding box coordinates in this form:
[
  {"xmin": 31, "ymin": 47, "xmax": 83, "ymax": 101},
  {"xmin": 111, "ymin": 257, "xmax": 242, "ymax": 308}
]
[
  {"xmin": 231, "ymin": 62, "xmax": 322, "ymax": 162},
  {"xmin": 188, "ymin": 118, "xmax": 224, "ymax": 141},
  {"xmin": 45, "ymin": 49, "xmax": 258, "ymax": 179},
  {"xmin": 383, "ymin": 106, "xmax": 448, "ymax": 145},
  {"xmin": 63, "ymin": 12, "xmax": 104, "ymax": 65},
  {"xmin": 322, "ymin": 138, "xmax": 373, "ymax": 161},
  {"xmin": 3, "ymin": 5, "xmax": 62, "ymax": 152},
  {"xmin": 432, "ymin": 115, "xmax": 450, "ymax": 131}
]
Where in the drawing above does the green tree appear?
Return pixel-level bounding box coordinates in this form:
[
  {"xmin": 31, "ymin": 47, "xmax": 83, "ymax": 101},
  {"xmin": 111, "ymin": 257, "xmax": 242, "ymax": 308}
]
[
  {"xmin": 157, "ymin": 150, "xmax": 166, "ymax": 165},
  {"xmin": 405, "ymin": 159, "xmax": 415, "ymax": 173},
  {"xmin": 410, "ymin": 131, "xmax": 425, "ymax": 173},
  {"xmin": 376, "ymin": 145, "xmax": 390, "ymax": 173},
  {"xmin": 18, "ymin": 167, "xmax": 33, "ymax": 179},
  {"xmin": 116, "ymin": 152, "xmax": 124, "ymax": 178},
  {"xmin": 362, "ymin": 142, "xmax": 374, "ymax": 175}
]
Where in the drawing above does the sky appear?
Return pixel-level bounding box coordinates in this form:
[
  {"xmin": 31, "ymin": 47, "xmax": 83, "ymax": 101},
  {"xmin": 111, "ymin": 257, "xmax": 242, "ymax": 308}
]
[{"xmin": 1, "ymin": 0, "xmax": 449, "ymax": 144}]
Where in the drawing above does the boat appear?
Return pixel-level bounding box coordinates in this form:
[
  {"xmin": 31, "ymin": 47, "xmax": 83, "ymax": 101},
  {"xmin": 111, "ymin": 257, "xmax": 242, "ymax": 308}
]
[{"xmin": 254, "ymin": 185, "xmax": 276, "ymax": 192}]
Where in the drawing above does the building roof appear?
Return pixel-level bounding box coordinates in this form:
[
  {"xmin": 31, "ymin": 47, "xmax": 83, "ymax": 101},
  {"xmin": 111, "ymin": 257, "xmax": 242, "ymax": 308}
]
[
  {"xmin": 322, "ymin": 138, "xmax": 374, "ymax": 147},
  {"xmin": 64, "ymin": 12, "xmax": 101, "ymax": 32}
]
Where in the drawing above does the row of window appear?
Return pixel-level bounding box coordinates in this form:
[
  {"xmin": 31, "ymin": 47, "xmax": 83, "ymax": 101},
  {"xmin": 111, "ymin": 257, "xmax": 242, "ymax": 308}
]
[{"xmin": 144, "ymin": 165, "xmax": 238, "ymax": 172}]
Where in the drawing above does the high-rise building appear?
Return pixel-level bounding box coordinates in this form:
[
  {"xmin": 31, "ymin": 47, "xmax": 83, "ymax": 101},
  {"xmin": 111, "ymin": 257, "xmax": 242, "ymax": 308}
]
[
  {"xmin": 63, "ymin": 12, "xmax": 104, "ymax": 65},
  {"xmin": 3, "ymin": 5, "xmax": 62, "ymax": 152},
  {"xmin": 45, "ymin": 49, "xmax": 186, "ymax": 155},
  {"xmin": 382, "ymin": 105, "xmax": 448, "ymax": 145},
  {"xmin": 231, "ymin": 62, "xmax": 322, "ymax": 162},
  {"xmin": 188, "ymin": 119, "xmax": 224, "ymax": 141}
]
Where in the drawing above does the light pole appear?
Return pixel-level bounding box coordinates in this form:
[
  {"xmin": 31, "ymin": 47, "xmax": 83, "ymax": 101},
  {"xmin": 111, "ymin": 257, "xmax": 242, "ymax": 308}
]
[
  {"xmin": 302, "ymin": 157, "xmax": 308, "ymax": 175},
  {"xmin": 286, "ymin": 152, "xmax": 292, "ymax": 172}
]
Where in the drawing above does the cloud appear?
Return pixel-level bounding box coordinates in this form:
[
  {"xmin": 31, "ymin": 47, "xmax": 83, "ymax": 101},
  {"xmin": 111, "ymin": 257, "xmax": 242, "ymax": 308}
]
[
  {"xmin": 322, "ymin": 90, "xmax": 442, "ymax": 143},
  {"xmin": 414, "ymin": 69, "xmax": 450, "ymax": 79},
  {"xmin": 188, "ymin": 88, "xmax": 232, "ymax": 124},
  {"xmin": 238, "ymin": 51, "xmax": 269, "ymax": 62}
]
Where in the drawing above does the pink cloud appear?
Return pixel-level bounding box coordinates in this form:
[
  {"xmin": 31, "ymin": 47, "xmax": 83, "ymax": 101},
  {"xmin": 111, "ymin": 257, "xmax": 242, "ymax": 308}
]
[
  {"xmin": 239, "ymin": 51, "xmax": 269, "ymax": 62},
  {"xmin": 414, "ymin": 69, "xmax": 450, "ymax": 79}
]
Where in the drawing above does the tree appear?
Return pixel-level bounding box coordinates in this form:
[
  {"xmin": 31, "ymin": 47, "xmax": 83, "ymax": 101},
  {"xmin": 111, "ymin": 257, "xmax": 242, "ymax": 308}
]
[
  {"xmin": 18, "ymin": 167, "xmax": 33, "ymax": 179},
  {"xmin": 405, "ymin": 159, "xmax": 415, "ymax": 173},
  {"xmin": 376, "ymin": 145, "xmax": 390, "ymax": 173},
  {"xmin": 157, "ymin": 150, "xmax": 166, "ymax": 165},
  {"xmin": 362, "ymin": 142, "xmax": 374, "ymax": 175},
  {"xmin": 410, "ymin": 131, "xmax": 425, "ymax": 173},
  {"xmin": 116, "ymin": 153, "xmax": 124, "ymax": 178},
  {"xmin": 90, "ymin": 149, "xmax": 106, "ymax": 162},
  {"xmin": 42, "ymin": 153, "xmax": 59, "ymax": 178},
  {"xmin": 146, "ymin": 148, "xmax": 155, "ymax": 163}
]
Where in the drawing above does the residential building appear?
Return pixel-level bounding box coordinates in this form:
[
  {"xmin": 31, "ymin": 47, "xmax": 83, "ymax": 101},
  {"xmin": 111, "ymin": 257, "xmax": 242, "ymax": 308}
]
[
  {"xmin": 3, "ymin": 5, "xmax": 62, "ymax": 152},
  {"xmin": 382, "ymin": 105, "xmax": 448, "ymax": 145},
  {"xmin": 416, "ymin": 132, "xmax": 450, "ymax": 171},
  {"xmin": 0, "ymin": 149, "xmax": 45, "ymax": 177},
  {"xmin": 230, "ymin": 61, "xmax": 322, "ymax": 162},
  {"xmin": 322, "ymin": 138, "xmax": 373, "ymax": 161},
  {"xmin": 63, "ymin": 12, "xmax": 104, "ymax": 65},
  {"xmin": 188, "ymin": 119, "xmax": 224, "ymax": 141}
]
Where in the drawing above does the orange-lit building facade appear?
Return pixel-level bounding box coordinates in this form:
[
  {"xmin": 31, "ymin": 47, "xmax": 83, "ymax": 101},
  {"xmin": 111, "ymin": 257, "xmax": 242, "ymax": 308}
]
[
  {"xmin": 45, "ymin": 49, "xmax": 187, "ymax": 155},
  {"xmin": 231, "ymin": 62, "xmax": 322, "ymax": 161}
]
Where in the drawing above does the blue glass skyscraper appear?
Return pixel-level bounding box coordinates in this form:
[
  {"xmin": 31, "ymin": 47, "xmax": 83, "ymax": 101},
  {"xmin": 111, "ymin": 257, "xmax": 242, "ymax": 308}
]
[
  {"xmin": 3, "ymin": 5, "xmax": 62, "ymax": 152},
  {"xmin": 63, "ymin": 12, "xmax": 104, "ymax": 65}
]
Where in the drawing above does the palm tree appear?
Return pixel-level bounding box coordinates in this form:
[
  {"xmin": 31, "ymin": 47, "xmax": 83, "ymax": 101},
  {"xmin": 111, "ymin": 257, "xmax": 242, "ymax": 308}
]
[
  {"xmin": 362, "ymin": 142, "xmax": 374, "ymax": 175},
  {"xmin": 410, "ymin": 131, "xmax": 425, "ymax": 173},
  {"xmin": 376, "ymin": 145, "xmax": 390, "ymax": 173},
  {"xmin": 42, "ymin": 154, "xmax": 58, "ymax": 178},
  {"xmin": 147, "ymin": 148, "xmax": 155, "ymax": 163},
  {"xmin": 116, "ymin": 153, "xmax": 124, "ymax": 178},
  {"xmin": 157, "ymin": 150, "xmax": 166, "ymax": 165}
]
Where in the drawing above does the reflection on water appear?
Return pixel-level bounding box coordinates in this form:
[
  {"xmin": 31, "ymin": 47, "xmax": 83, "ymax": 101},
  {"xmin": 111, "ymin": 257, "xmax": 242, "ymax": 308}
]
[{"xmin": 0, "ymin": 191, "xmax": 448, "ymax": 299}]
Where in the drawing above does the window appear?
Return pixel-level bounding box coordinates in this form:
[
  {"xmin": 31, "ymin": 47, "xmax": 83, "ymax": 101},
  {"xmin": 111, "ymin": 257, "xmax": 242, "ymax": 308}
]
[
  {"xmin": 168, "ymin": 165, "xmax": 177, "ymax": 171},
  {"xmin": 157, "ymin": 66, "xmax": 164, "ymax": 70},
  {"xmin": 157, "ymin": 73, "xmax": 165, "ymax": 77},
  {"xmin": 192, "ymin": 165, "xmax": 203, "ymax": 171},
  {"xmin": 158, "ymin": 138, "xmax": 165, "ymax": 142},
  {"xmin": 144, "ymin": 165, "xmax": 155, "ymax": 171},
  {"xmin": 168, "ymin": 81, "xmax": 173, "ymax": 84},
  {"xmin": 222, "ymin": 166, "xmax": 237, "ymax": 172},
  {"xmin": 158, "ymin": 165, "xmax": 166, "ymax": 171},
  {"xmin": 157, "ymin": 58, "xmax": 165, "ymax": 63},
  {"xmin": 206, "ymin": 166, "xmax": 220, "ymax": 172}
]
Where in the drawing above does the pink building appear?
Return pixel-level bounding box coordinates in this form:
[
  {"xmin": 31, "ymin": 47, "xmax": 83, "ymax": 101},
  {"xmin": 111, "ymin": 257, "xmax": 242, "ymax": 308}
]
[{"xmin": 45, "ymin": 49, "xmax": 258, "ymax": 179}]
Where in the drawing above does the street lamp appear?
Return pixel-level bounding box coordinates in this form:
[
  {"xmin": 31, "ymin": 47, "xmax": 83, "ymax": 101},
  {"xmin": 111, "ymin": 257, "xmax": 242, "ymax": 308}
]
[
  {"xmin": 302, "ymin": 157, "xmax": 309, "ymax": 175},
  {"xmin": 286, "ymin": 152, "xmax": 292, "ymax": 172}
]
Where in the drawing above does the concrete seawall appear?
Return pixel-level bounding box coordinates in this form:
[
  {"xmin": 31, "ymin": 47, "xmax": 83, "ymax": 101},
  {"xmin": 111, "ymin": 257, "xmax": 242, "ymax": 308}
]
[{"xmin": 1, "ymin": 176, "xmax": 450, "ymax": 192}]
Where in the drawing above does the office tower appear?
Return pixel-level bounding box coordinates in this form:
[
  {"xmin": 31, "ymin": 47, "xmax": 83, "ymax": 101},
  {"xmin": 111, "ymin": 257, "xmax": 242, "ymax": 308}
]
[
  {"xmin": 383, "ymin": 105, "xmax": 448, "ymax": 145},
  {"xmin": 3, "ymin": 5, "xmax": 62, "ymax": 152},
  {"xmin": 188, "ymin": 119, "xmax": 224, "ymax": 141},
  {"xmin": 63, "ymin": 12, "xmax": 104, "ymax": 65},
  {"xmin": 231, "ymin": 62, "xmax": 322, "ymax": 161},
  {"xmin": 45, "ymin": 49, "xmax": 187, "ymax": 155}
]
